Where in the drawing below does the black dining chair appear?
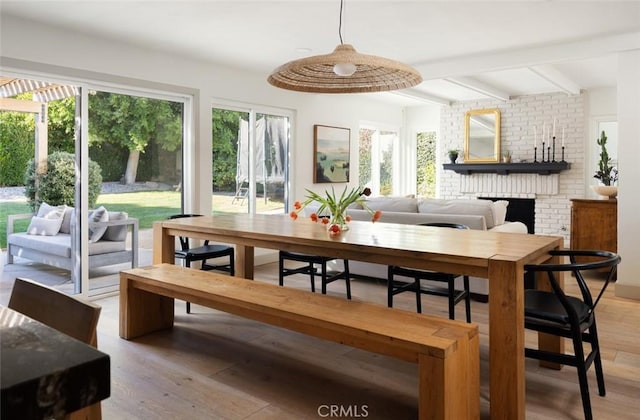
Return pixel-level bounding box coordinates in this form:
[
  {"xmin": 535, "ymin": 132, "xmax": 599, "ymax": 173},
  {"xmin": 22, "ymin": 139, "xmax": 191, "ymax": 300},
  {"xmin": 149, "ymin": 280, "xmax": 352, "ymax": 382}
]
[
  {"xmin": 168, "ymin": 214, "xmax": 235, "ymax": 313},
  {"xmin": 279, "ymin": 251, "xmax": 351, "ymax": 299},
  {"xmin": 387, "ymin": 222, "xmax": 471, "ymax": 322},
  {"xmin": 523, "ymin": 249, "xmax": 621, "ymax": 420}
]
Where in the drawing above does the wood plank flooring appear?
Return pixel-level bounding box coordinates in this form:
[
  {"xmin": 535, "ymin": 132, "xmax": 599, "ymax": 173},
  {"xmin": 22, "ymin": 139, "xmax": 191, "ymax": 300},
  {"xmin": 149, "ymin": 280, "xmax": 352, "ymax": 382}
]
[{"xmin": 4, "ymin": 262, "xmax": 640, "ymax": 419}]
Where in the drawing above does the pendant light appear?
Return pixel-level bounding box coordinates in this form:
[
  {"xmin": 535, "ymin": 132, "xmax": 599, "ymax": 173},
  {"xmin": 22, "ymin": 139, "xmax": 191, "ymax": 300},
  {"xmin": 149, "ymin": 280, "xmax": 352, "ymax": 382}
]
[{"xmin": 267, "ymin": 0, "xmax": 423, "ymax": 94}]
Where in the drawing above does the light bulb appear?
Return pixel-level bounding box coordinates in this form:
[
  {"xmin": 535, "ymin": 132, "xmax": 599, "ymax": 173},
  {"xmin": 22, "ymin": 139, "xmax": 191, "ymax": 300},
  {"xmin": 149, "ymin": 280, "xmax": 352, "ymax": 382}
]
[{"xmin": 333, "ymin": 62, "xmax": 356, "ymax": 77}]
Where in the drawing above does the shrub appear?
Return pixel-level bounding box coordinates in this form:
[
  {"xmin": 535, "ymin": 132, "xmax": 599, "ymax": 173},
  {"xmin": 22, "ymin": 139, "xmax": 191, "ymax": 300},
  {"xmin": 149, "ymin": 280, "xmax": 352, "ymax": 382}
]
[
  {"xmin": 24, "ymin": 151, "xmax": 102, "ymax": 211},
  {"xmin": 0, "ymin": 111, "xmax": 35, "ymax": 186}
]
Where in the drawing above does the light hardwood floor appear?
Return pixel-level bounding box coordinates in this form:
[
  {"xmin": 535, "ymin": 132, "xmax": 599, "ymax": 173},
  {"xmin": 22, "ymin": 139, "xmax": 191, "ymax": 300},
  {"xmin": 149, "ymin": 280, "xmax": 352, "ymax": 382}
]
[{"xmin": 3, "ymin": 261, "xmax": 640, "ymax": 419}]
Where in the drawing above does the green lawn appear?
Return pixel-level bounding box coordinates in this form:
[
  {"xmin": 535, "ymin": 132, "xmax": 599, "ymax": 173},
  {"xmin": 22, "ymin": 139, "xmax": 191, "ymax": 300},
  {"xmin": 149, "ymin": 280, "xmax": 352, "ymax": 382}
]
[{"xmin": 1, "ymin": 190, "xmax": 284, "ymax": 249}]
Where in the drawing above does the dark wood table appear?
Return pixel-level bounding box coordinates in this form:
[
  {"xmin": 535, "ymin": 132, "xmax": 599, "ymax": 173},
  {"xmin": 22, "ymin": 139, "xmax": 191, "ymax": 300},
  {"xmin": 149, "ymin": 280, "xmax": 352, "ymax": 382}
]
[
  {"xmin": 153, "ymin": 213, "xmax": 564, "ymax": 419},
  {"xmin": 0, "ymin": 306, "xmax": 110, "ymax": 419}
]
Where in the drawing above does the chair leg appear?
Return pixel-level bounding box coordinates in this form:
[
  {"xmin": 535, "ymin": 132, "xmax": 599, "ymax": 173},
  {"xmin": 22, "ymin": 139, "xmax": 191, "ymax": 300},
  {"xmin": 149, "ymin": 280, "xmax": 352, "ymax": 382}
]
[
  {"xmin": 590, "ymin": 320, "xmax": 606, "ymax": 397},
  {"xmin": 229, "ymin": 253, "xmax": 235, "ymax": 276},
  {"xmin": 186, "ymin": 260, "xmax": 192, "ymax": 314},
  {"xmin": 447, "ymin": 279, "xmax": 456, "ymax": 320},
  {"xmin": 344, "ymin": 260, "xmax": 351, "ymax": 300},
  {"xmin": 278, "ymin": 254, "xmax": 285, "ymax": 287},
  {"xmin": 572, "ymin": 332, "xmax": 594, "ymax": 420},
  {"xmin": 387, "ymin": 267, "xmax": 394, "ymax": 308},
  {"xmin": 309, "ymin": 263, "xmax": 316, "ymax": 293},
  {"xmin": 464, "ymin": 275, "xmax": 471, "ymax": 323},
  {"xmin": 321, "ymin": 262, "xmax": 328, "ymax": 295},
  {"xmin": 415, "ymin": 278, "xmax": 422, "ymax": 314}
]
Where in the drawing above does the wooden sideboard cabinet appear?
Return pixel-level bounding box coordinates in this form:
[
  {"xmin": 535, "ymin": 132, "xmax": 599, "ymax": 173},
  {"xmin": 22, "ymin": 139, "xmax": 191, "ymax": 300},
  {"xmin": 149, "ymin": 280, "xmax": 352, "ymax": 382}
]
[{"xmin": 570, "ymin": 199, "xmax": 617, "ymax": 263}]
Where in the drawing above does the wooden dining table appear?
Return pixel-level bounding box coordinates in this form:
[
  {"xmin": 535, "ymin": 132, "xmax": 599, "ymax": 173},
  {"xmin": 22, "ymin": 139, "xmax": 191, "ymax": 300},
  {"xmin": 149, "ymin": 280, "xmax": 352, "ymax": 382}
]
[{"xmin": 153, "ymin": 213, "xmax": 564, "ymax": 419}]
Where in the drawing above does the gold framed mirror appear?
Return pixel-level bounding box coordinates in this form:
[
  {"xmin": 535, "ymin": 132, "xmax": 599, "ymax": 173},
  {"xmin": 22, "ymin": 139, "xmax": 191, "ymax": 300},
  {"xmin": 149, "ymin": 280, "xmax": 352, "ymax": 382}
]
[{"xmin": 464, "ymin": 108, "xmax": 501, "ymax": 163}]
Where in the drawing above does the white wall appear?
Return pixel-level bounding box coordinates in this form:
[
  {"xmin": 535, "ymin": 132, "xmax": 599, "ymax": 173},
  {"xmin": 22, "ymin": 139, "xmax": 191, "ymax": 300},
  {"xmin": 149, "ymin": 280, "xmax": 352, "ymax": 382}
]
[
  {"xmin": 616, "ymin": 50, "xmax": 640, "ymax": 299},
  {"xmin": 0, "ymin": 15, "xmax": 402, "ymax": 210},
  {"xmin": 438, "ymin": 93, "xmax": 586, "ymax": 244}
]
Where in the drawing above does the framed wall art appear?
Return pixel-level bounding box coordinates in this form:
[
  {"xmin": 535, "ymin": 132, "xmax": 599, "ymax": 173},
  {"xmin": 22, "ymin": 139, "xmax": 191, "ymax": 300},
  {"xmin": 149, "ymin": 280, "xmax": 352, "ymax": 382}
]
[{"xmin": 313, "ymin": 124, "xmax": 350, "ymax": 183}]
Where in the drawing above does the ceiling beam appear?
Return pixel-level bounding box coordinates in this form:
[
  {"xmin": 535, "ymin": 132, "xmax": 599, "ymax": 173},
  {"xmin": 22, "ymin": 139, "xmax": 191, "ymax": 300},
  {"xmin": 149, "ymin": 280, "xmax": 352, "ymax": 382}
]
[
  {"xmin": 443, "ymin": 76, "xmax": 511, "ymax": 101},
  {"xmin": 390, "ymin": 88, "xmax": 451, "ymax": 106},
  {"xmin": 527, "ymin": 65, "xmax": 581, "ymax": 95},
  {"xmin": 415, "ymin": 31, "xmax": 640, "ymax": 81}
]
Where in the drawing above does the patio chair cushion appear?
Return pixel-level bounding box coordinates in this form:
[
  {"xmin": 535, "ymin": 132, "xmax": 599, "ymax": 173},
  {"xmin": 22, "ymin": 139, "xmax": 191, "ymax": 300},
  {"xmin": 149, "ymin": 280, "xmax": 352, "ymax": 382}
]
[{"xmin": 9, "ymin": 232, "xmax": 72, "ymax": 258}]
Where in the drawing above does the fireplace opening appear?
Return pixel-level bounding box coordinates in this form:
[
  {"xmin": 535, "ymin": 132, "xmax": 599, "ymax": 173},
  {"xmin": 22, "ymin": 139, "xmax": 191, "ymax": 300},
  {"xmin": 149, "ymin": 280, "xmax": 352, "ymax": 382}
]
[{"xmin": 481, "ymin": 197, "xmax": 535, "ymax": 234}]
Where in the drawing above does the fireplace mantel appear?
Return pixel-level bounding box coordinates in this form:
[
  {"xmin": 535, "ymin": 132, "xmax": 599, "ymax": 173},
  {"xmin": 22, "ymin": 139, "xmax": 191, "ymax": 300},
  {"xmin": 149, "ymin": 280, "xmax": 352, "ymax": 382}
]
[{"xmin": 443, "ymin": 161, "xmax": 570, "ymax": 175}]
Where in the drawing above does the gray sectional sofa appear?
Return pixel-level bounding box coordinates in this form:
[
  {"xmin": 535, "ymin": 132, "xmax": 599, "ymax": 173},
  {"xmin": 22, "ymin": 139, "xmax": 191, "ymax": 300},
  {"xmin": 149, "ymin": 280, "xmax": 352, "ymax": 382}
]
[
  {"xmin": 6, "ymin": 203, "xmax": 139, "ymax": 272},
  {"xmin": 307, "ymin": 196, "xmax": 528, "ymax": 300}
]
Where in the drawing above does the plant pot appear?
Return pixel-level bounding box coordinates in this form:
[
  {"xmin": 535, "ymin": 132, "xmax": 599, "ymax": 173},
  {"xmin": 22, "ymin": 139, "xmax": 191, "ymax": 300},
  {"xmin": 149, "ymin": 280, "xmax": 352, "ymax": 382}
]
[
  {"xmin": 448, "ymin": 153, "xmax": 458, "ymax": 164},
  {"xmin": 502, "ymin": 156, "xmax": 511, "ymax": 163},
  {"xmin": 591, "ymin": 185, "xmax": 617, "ymax": 199}
]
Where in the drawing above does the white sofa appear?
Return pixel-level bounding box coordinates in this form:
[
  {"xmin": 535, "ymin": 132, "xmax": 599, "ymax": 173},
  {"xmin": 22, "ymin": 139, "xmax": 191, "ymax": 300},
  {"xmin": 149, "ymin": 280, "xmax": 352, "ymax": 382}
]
[
  {"xmin": 309, "ymin": 197, "xmax": 528, "ymax": 300},
  {"xmin": 6, "ymin": 203, "xmax": 139, "ymax": 272}
]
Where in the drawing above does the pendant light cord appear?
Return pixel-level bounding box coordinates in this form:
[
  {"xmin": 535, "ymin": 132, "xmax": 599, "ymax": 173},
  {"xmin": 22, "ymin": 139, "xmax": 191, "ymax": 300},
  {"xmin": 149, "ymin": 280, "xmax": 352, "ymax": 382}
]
[{"xmin": 338, "ymin": 0, "xmax": 345, "ymax": 45}]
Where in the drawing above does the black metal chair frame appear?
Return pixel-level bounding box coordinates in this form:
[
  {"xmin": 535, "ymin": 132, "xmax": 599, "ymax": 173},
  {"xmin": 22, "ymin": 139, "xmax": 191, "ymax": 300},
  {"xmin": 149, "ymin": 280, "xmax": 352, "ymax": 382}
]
[
  {"xmin": 169, "ymin": 214, "xmax": 235, "ymax": 313},
  {"xmin": 524, "ymin": 249, "xmax": 620, "ymax": 420},
  {"xmin": 279, "ymin": 251, "xmax": 351, "ymax": 299},
  {"xmin": 387, "ymin": 222, "xmax": 472, "ymax": 323}
]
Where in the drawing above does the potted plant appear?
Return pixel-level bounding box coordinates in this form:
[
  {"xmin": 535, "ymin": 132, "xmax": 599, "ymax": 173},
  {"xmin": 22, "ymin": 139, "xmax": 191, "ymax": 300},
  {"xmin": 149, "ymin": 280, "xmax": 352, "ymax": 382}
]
[
  {"xmin": 447, "ymin": 149, "xmax": 459, "ymax": 164},
  {"xmin": 592, "ymin": 130, "xmax": 618, "ymax": 198},
  {"xmin": 502, "ymin": 150, "xmax": 512, "ymax": 163}
]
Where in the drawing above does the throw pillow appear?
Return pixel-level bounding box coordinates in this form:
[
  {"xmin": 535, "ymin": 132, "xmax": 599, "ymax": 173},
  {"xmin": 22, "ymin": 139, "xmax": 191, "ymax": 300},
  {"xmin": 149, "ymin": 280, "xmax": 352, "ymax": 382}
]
[
  {"xmin": 37, "ymin": 202, "xmax": 66, "ymax": 220},
  {"xmin": 27, "ymin": 216, "xmax": 64, "ymax": 236},
  {"xmin": 492, "ymin": 200, "xmax": 509, "ymax": 226},
  {"xmin": 102, "ymin": 211, "xmax": 129, "ymax": 242},
  {"xmin": 88, "ymin": 206, "xmax": 109, "ymax": 243},
  {"xmin": 59, "ymin": 207, "xmax": 75, "ymax": 234}
]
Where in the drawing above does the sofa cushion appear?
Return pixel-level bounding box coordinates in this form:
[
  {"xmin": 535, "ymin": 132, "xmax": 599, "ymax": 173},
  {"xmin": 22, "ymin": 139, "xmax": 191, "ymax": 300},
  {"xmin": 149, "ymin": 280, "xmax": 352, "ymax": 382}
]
[
  {"xmin": 362, "ymin": 197, "xmax": 418, "ymax": 213},
  {"xmin": 26, "ymin": 216, "xmax": 64, "ymax": 236},
  {"xmin": 418, "ymin": 198, "xmax": 496, "ymax": 229},
  {"xmin": 88, "ymin": 206, "xmax": 109, "ymax": 242},
  {"xmin": 346, "ymin": 208, "xmax": 487, "ymax": 230},
  {"xmin": 9, "ymin": 232, "xmax": 72, "ymax": 258},
  {"xmin": 102, "ymin": 211, "xmax": 129, "ymax": 242},
  {"xmin": 88, "ymin": 239, "xmax": 126, "ymax": 255}
]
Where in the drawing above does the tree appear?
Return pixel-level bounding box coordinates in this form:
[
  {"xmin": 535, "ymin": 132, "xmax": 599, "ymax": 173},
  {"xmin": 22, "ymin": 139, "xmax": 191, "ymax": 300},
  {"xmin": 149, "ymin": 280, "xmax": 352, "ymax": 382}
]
[
  {"xmin": 0, "ymin": 110, "xmax": 35, "ymax": 186},
  {"xmin": 88, "ymin": 92, "xmax": 182, "ymax": 184},
  {"xmin": 212, "ymin": 109, "xmax": 242, "ymax": 191},
  {"xmin": 416, "ymin": 131, "xmax": 437, "ymax": 197}
]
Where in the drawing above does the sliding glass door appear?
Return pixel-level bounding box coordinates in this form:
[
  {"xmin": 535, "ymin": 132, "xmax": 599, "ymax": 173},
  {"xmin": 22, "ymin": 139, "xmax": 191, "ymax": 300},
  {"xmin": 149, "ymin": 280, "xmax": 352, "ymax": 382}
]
[{"xmin": 212, "ymin": 104, "xmax": 290, "ymax": 215}]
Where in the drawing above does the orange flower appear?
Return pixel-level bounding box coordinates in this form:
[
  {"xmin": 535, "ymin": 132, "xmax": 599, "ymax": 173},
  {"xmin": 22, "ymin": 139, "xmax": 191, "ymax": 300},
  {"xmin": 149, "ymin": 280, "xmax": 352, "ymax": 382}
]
[
  {"xmin": 345, "ymin": 215, "xmax": 352, "ymax": 222},
  {"xmin": 294, "ymin": 201, "xmax": 302, "ymax": 210},
  {"xmin": 289, "ymin": 211, "xmax": 298, "ymax": 220},
  {"xmin": 321, "ymin": 217, "xmax": 330, "ymax": 225},
  {"xmin": 310, "ymin": 213, "xmax": 319, "ymax": 222},
  {"xmin": 328, "ymin": 224, "xmax": 341, "ymax": 235},
  {"xmin": 372, "ymin": 210, "xmax": 382, "ymax": 222}
]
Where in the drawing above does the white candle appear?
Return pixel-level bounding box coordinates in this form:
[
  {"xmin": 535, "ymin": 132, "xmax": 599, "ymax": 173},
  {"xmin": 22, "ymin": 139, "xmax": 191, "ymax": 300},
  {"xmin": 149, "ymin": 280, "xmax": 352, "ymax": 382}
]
[
  {"xmin": 542, "ymin": 122, "xmax": 546, "ymax": 143},
  {"xmin": 562, "ymin": 126, "xmax": 565, "ymax": 147},
  {"xmin": 534, "ymin": 126, "xmax": 537, "ymax": 147},
  {"xmin": 553, "ymin": 118, "xmax": 556, "ymax": 138}
]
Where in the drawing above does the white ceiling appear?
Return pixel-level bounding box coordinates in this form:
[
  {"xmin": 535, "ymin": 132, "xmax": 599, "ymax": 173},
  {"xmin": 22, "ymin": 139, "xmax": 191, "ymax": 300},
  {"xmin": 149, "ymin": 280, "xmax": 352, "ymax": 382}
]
[{"xmin": 2, "ymin": 1, "xmax": 639, "ymax": 106}]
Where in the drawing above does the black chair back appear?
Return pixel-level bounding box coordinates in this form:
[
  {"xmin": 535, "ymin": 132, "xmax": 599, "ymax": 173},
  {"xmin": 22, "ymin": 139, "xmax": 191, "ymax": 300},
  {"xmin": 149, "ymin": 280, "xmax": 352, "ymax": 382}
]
[{"xmin": 168, "ymin": 214, "xmax": 204, "ymax": 250}]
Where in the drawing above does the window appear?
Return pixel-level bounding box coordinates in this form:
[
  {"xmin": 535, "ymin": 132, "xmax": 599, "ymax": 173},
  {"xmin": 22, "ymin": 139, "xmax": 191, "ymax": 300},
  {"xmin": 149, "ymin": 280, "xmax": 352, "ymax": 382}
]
[
  {"xmin": 358, "ymin": 125, "xmax": 399, "ymax": 196},
  {"xmin": 212, "ymin": 105, "xmax": 290, "ymax": 214},
  {"xmin": 416, "ymin": 131, "xmax": 437, "ymax": 198}
]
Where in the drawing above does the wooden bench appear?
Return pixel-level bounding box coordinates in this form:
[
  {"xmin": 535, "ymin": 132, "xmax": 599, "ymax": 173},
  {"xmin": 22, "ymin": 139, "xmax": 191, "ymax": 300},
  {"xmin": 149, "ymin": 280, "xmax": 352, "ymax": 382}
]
[{"xmin": 119, "ymin": 264, "xmax": 480, "ymax": 420}]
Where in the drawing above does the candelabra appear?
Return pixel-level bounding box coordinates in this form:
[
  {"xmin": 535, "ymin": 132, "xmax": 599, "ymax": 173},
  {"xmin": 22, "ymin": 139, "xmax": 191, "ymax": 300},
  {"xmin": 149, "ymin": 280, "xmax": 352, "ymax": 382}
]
[{"xmin": 552, "ymin": 136, "xmax": 556, "ymax": 162}]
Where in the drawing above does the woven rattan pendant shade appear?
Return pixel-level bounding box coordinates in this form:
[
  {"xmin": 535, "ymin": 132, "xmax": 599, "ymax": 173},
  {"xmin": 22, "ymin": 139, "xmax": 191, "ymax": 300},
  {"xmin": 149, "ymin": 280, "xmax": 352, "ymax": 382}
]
[{"xmin": 268, "ymin": 44, "xmax": 423, "ymax": 94}]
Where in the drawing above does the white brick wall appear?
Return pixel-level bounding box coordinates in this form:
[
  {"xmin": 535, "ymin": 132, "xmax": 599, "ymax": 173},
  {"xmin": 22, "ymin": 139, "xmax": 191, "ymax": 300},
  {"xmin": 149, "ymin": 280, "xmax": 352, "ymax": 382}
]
[{"xmin": 439, "ymin": 93, "xmax": 586, "ymax": 245}]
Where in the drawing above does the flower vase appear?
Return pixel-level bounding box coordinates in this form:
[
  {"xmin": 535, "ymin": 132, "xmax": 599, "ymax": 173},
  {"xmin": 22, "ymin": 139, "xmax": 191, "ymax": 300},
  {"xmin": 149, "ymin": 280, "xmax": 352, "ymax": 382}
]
[{"xmin": 329, "ymin": 212, "xmax": 349, "ymax": 231}]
